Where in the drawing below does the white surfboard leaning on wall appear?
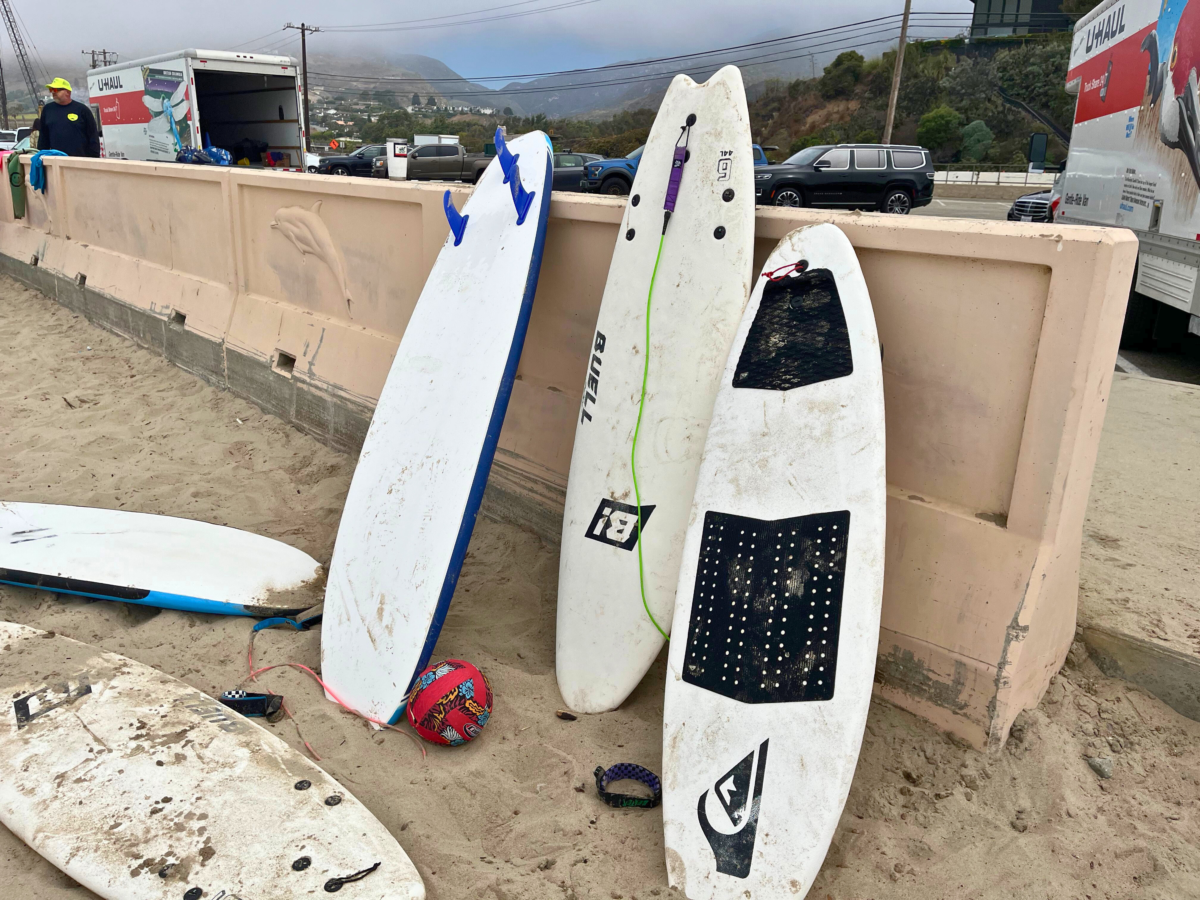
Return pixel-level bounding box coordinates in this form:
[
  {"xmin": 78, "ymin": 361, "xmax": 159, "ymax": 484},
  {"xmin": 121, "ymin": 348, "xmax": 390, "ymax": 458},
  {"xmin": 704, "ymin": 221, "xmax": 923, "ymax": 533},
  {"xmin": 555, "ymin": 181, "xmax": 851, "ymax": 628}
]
[
  {"xmin": 322, "ymin": 130, "xmax": 553, "ymax": 725},
  {"xmin": 662, "ymin": 223, "xmax": 886, "ymax": 900},
  {"xmin": 556, "ymin": 65, "xmax": 754, "ymax": 714},
  {"xmin": 0, "ymin": 501, "xmax": 322, "ymax": 616},
  {"xmin": 0, "ymin": 621, "xmax": 424, "ymax": 900}
]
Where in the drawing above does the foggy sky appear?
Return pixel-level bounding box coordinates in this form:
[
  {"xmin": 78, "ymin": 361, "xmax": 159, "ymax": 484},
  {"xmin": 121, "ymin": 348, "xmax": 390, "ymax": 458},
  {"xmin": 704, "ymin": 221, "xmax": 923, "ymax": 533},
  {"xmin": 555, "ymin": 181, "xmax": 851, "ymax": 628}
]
[{"xmin": 3, "ymin": 1, "xmax": 974, "ymax": 84}]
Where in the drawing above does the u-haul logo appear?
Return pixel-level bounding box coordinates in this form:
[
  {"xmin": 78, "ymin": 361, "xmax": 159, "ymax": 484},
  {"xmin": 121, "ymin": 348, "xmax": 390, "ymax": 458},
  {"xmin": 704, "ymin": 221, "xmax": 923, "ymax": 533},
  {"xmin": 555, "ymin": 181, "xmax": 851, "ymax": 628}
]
[
  {"xmin": 585, "ymin": 498, "xmax": 654, "ymax": 550},
  {"xmin": 93, "ymin": 75, "xmax": 124, "ymax": 93},
  {"xmin": 1084, "ymin": 4, "xmax": 1125, "ymax": 54}
]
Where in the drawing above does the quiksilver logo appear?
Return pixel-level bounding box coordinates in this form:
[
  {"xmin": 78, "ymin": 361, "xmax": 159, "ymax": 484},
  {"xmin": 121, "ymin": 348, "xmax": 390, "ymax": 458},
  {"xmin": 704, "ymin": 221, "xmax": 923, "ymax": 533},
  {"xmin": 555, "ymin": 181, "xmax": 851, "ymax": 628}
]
[
  {"xmin": 579, "ymin": 330, "xmax": 606, "ymax": 423},
  {"xmin": 697, "ymin": 739, "xmax": 769, "ymax": 879},
  {"xmin": 584, "ymin": 498, "xmax": 653, "ymax": 550}
]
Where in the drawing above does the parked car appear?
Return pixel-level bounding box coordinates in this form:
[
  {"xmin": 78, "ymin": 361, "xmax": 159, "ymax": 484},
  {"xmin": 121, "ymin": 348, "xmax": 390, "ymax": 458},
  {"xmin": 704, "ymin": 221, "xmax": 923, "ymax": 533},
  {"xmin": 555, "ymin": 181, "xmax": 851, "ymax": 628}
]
[
  {"xmin": 1007, "ymin": 188, "xmax": 1058, "ymax": 223},
  {"xmin": 317, "ymin": 144, "xmax": 386, "ymax": 177},
  {"xmin": 406, "ymin": 143, "xmax": 490, "ymax": 183},
  {"xmin": 0, "ymin": 130, "xmax": 17, "ymax": 151},
  {"xmin": 552, "ymin": 151, "xmax": 601, "ymax": 191},
  {"xmin": 304, "ymin": 151, "xmax": 321, "ymax": 173},
  {"xmin": 754, "ymin": 144, "xmax": 935, "ymax": 214},
  {"xmin": 753, "ymin": 145, "xmax": 779, "ymax": 166},
  {"xmin": 580, "ymin": 144, "xmax": 776, "ymax": 195}
]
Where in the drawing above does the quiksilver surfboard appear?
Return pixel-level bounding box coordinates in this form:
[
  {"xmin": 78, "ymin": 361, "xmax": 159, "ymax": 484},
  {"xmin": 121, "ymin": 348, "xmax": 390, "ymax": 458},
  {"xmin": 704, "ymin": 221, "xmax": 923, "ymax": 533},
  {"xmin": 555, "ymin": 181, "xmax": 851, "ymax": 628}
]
[{"xmin": 662, "ymin": 223, "xmax": 886, "ymax": 899}]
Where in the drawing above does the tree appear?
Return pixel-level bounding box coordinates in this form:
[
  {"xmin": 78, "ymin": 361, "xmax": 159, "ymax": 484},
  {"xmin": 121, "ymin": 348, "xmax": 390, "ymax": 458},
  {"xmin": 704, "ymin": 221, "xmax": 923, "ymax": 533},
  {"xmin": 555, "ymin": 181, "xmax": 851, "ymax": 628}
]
[
  {"xmin": 503, "ymin": 107, "xmax": 513, "ymax": 116},
  {"xmin": 819, "ymin": 51, "xmax": 865, "ymax": 99},
  {"xmin": 916, "ymin": 105, "xmax": 962, "ymax": 153},
  {"xmin": 961, "ymin": 120, "xmax": 994, "ymax": 161},
  {"xmin": 425, "ymin": 96, "xmax": 437, "ymax": 106},
  {"xmin": 411, "ymin": 94, "xmax": 421, "ymax": 107}
]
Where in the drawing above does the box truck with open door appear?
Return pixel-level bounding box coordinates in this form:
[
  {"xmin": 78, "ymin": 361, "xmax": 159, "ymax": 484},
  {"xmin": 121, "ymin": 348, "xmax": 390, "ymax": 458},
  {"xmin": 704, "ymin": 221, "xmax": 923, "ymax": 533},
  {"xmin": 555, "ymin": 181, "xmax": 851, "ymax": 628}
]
[{"xmin": 86, "ymin": 49, "xmax": 304, "ymax": 170}]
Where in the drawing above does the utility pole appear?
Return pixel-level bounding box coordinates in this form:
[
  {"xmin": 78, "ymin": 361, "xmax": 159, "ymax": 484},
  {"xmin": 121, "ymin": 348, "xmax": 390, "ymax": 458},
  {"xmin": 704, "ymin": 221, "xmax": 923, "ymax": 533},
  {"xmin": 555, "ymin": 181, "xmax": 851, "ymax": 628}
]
[
  {"xmin": 285, "ymin": 22, "xmax": 319, "ymax": 154},
  {"xmin": 881, "ymin": 0, "xmax": 912, "ymax": 145},
  {"xmin": 83, "ymin": 49, "xmax": 118, "ymax": 69}
]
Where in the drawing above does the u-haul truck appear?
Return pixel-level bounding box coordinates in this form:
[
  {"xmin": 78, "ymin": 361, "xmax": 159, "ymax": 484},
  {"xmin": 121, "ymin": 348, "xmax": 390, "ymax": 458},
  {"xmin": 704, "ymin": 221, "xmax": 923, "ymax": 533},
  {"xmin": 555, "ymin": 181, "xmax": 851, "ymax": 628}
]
[
  {"xmin": 86, "ymin": 49, "xmax": 304, "ymax": 170},
  {"xmin": 1058, "ymin": 0, "xmax": 1200, "ymax": 340}
]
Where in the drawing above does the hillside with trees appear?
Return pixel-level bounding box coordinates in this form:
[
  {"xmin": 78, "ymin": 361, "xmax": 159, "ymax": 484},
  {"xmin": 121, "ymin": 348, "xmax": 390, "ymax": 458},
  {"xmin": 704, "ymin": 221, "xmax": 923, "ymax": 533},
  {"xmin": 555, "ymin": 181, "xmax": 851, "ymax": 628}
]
[
  {"xmin": 315, "ymin": 34, "xmax": 1078, "ymax": 169},
  {"xmin": 750, "ymin": 34, "xmax": 1075, "ymax": 165}
]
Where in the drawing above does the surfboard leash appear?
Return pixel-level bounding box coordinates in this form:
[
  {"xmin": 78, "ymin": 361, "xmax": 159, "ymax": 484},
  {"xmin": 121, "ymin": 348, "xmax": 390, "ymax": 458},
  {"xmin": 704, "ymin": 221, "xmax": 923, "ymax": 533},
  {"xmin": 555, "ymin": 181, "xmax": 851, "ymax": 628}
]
[{"xmin": 630, "ymin": 114, "xmax": 694, "ymax": 642}]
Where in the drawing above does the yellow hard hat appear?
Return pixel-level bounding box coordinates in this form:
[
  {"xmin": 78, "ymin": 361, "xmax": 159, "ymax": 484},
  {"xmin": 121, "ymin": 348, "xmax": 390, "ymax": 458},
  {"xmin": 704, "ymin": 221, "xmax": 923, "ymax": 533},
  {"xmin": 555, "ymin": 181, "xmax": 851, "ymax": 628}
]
[{"xmin": 46, "ymin": 77, "xmax": 71, "ymax": 91}]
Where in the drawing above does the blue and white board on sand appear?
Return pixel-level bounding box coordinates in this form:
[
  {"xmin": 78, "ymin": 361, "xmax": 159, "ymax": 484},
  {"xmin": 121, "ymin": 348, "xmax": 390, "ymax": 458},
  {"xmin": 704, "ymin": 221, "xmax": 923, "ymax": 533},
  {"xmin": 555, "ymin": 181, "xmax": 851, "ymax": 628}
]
[
  {"xmin": 321, "ymin": 129, "xmax": 553, "ymax": 725},
  {"xmin": 555, "ymin": 65, "xmax": 755, "ymax": 714},
  {"xmin": 0, "ymin": 621, "xmax": 424, "ymax": 900},
  {"xmin": 662, "ymin": 223, "xmax": 886, "ymax": 900},
  {"xmin": 0, "ymin": 501, "xmax": 322, "ymax": 616}
]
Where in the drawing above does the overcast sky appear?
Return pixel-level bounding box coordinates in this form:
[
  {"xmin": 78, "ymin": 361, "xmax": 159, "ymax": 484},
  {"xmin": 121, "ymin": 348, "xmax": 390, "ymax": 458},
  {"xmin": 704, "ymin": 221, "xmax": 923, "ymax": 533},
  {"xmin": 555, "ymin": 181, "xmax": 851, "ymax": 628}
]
[{"xmin": 6, "ymin": 1, "xmax": 975, "ymax": 81}]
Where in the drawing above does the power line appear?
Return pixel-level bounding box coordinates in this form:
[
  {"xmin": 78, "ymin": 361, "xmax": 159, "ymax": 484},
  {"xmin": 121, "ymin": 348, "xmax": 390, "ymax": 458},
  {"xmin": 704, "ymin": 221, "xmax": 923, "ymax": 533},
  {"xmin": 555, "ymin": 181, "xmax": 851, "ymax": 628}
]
[
  {"xmin": 305, "ymin": 19, "xmax": 971, "ymax": 100},
  {"xmin": 317, "ymin": 0, "xmax": 602, "ymax": 33},
  {"xmin": 318, "ymin": 0, "xmax": 572, "ymax": 31},
  {"xmin": 309, "ymin": 11, "xmax": 973, "ymax": 84},
  {"xmin": 225, "ymin": 27, "xmax": 289, "ymax": 51}
]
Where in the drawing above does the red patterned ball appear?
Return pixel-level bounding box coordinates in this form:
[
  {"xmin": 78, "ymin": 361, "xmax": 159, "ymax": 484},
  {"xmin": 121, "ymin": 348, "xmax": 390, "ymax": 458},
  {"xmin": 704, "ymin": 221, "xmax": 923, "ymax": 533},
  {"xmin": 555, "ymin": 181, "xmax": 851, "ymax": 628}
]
[{"xmin": 405, "ymin": 659, "xmax": 493, "ymax": 746}]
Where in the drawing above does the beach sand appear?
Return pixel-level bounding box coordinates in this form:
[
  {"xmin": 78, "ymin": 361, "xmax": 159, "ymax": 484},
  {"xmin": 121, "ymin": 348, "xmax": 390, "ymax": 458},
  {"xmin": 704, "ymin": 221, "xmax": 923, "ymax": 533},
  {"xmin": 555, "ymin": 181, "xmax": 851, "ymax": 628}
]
[{"xmin": 1, "ymin": 274, "xmax": 1198, "ymax": 899}]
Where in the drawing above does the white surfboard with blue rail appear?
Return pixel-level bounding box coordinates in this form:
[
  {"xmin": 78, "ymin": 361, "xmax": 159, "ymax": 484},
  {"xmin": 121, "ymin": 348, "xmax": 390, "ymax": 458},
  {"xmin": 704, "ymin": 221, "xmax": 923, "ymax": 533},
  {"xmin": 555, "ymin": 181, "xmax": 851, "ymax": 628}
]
[
  {"xmin": 0, "ymin": 501, "xmax": 322, "ymax": 616},
  {"xmin": 321, "ymin": 129, "xmax": 554, "ymax": 725},
  {"xmin": 662, "ymin": 223, "xmax": 886, "ymax": 900}
]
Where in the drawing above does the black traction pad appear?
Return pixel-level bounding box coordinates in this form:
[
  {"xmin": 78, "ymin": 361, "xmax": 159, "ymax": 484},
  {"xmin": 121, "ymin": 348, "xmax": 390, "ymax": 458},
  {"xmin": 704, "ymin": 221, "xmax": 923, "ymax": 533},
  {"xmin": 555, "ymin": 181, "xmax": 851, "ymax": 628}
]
[
  {"xmin": 682, "ymin": 509, "xmax": 849, "ymax": 704},
  {"xmin": 733, "ymin": 267, "xmax": 853, "ymax": 391}
]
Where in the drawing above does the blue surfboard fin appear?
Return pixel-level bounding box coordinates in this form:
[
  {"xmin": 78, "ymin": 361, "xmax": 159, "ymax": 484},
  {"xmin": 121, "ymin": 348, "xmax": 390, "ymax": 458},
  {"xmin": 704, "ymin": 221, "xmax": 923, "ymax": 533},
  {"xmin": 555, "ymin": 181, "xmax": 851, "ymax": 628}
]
[
  {"xmin": 443, "ymin": 190, "xmax": 469, "ymax": 246},
  {"xmin": 495, "ymin": 127, "xmax": 520, "ymax": 184},
  {"xmin": 494, "ymin": 128, "xmax": 536, "ymax": 225}
]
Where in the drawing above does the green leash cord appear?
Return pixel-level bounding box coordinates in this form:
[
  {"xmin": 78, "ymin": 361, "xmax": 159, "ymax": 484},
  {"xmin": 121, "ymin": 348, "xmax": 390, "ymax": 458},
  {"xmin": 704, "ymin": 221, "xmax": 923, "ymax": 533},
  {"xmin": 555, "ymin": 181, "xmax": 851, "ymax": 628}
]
[{"xmin": 630, "ymin": 233, "xmax": 670, "ymax": 641}]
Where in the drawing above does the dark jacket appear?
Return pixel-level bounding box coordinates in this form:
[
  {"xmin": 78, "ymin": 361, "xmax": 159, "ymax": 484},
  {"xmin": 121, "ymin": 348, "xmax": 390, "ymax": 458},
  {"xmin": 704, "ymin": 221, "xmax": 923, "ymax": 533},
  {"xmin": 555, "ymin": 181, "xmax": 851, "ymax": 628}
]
[{"xmin": 37, "ymin": 100, "xmax": 100, "ymax": 158}]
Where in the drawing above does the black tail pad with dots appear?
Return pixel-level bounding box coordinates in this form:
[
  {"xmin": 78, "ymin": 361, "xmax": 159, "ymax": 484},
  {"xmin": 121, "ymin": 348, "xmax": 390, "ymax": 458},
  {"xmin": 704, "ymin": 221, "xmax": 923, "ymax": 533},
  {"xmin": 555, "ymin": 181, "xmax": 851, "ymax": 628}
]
[
  {"xmin": 682, "ymin": 509, "xmax": 850, "ymax": 704},
  {"xmin": 733, "ymin": 267, "xmax": 852, "ymax": 391}
]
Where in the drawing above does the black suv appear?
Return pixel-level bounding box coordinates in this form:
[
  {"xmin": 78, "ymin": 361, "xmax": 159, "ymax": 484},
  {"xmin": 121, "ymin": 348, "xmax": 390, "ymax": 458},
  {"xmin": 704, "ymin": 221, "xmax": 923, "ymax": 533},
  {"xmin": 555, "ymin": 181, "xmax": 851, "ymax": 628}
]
[
  {"xmin": 317, "ymin": 144, "xmax": 386, "ymax": 177},
  {"xmin": 755, "ymin": 144, "xmax": 935, "ymax": 214}
]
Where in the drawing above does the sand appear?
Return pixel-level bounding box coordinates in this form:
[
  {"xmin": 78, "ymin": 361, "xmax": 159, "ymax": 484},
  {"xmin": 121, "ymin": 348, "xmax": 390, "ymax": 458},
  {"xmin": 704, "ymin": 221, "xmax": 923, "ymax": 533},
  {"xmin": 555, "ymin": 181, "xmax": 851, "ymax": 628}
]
[{"xmin": 1, "ymin": 273, "xmax": 1198, "ymax": 899}]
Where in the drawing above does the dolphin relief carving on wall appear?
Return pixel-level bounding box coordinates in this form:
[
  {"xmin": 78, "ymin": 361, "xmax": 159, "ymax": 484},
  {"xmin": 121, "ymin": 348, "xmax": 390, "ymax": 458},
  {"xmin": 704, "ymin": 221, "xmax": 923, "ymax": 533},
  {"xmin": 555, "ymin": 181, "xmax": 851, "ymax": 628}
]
[{"xmin": 270, "ymin": 201, "xmax": 354, "ymax": 316}]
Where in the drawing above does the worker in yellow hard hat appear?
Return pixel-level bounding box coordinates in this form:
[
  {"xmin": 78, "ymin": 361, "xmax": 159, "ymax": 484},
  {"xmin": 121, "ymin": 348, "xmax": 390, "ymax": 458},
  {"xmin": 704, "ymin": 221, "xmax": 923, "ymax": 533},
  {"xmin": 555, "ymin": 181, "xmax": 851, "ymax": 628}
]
[{"xmin": 36, "ymin": 77, "xmax": 100, "ymax": 157}]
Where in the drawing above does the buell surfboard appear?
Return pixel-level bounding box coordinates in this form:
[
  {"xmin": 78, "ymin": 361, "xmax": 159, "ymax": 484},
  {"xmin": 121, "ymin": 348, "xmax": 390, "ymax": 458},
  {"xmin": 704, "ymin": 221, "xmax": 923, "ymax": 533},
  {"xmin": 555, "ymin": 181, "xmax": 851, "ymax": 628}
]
[
  {"xmin": 0, "ymin": 621, "xmax": 424, "ymax": 900},
  {"xmin": 321, "ymin": 129, "xmax": 553, "ymax": 724},
  {"xmin": 556, "ymin": 65, "xmax": 754, "ymax": 714},
  {"xmin": 662, "ymin": 223, "xmax": 886, "ymax": 899},
  {"xmin": 0, "ymin": 501, "xmax": 322, "ymax": 616}
]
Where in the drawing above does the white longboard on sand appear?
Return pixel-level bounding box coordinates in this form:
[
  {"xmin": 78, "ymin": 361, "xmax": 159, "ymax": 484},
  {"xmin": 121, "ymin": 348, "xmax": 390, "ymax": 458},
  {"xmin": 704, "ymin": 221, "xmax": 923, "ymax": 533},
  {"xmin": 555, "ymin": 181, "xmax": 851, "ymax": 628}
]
[
  {"xmin": 322, "ymin": 130, "xmax": 553, "ymax": 724},
  {"xmin": 0, "ymin": 501, "xmax": 322, "ymax": 616},
  {"xmin": 662, "ymin": 224, "xmax": 886, "ymax": 899},
  {"xmin": 556, "ymin": 65, "xmax": 754, "ymax": 714},
  {"xmin": 0, "ymin": 621, "xmax": 424, "ymax": 900}
]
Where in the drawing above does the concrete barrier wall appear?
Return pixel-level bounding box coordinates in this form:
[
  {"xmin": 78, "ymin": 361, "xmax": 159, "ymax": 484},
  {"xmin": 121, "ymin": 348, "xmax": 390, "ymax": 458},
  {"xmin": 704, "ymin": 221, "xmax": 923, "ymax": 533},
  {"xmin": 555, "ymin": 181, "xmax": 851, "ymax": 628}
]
[{"xmin": 0, "ymin": 156, "xmax": 1137, "ymax": 749}]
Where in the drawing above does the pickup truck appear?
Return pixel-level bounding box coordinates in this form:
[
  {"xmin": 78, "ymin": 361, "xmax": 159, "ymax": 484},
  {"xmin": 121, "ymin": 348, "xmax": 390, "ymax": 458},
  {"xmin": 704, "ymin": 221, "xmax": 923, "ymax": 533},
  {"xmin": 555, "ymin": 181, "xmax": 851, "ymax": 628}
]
[
  {"xmin": 580, "ymin": 144, "xmax": 775, "ymax": 194},
  {"xmin": 406, "ymin": 143, "xmax": 490, "ymax": 183}
]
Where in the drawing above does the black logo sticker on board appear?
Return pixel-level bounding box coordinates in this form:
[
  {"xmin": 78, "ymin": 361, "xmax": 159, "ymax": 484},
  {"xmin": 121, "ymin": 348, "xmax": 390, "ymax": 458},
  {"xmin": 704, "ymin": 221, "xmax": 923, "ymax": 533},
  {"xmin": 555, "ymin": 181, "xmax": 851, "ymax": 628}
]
[
  {"xmin": 584, "ymin": 499, "xmax": 654, "ymax": 551},
  {"xmin": 682, "ymin": 509, "xmax": 849, "ymax": 704},
  {"xmin": 13, "ymin": 675, "xmax": 92, "ymax": 728},
  {"xmin": 734, "ymin": 267, "xmax": 853, "ymax": 391},
  {"xmin": 697, "ymin": 739, "xmax": 768, "ymax": 879}
]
